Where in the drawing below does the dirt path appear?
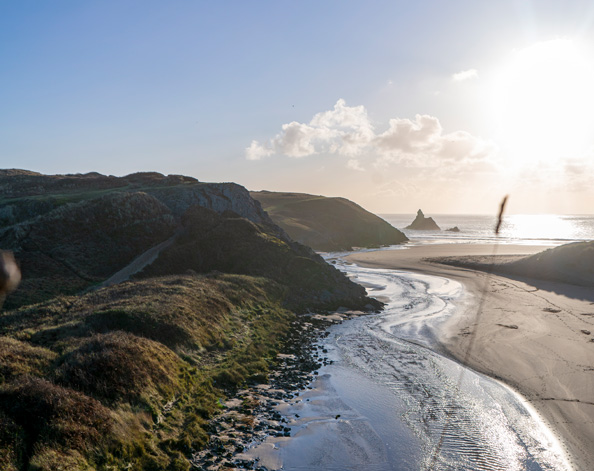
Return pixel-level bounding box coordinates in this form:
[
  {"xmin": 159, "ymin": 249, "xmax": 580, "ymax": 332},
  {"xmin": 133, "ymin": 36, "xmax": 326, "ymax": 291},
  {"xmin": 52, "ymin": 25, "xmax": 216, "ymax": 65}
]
[{"xmin": 98, "ymin": 231, "xmax": 180, "ymax": 288}]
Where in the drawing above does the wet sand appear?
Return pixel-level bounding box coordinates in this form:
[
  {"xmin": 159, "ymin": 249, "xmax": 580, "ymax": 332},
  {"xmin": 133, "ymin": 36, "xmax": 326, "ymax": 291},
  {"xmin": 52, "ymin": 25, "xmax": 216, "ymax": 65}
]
[{"xmin": 346, "ymin": 244, "xmax": 594, "ymax": 471}]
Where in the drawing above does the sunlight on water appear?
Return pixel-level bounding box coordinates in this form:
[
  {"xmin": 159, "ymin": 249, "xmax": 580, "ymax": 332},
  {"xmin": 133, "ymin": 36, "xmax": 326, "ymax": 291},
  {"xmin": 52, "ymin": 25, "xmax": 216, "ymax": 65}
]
[
  {"xmin": 337, "ymin": 259, "xmax": 573, "ymax": 470},
  {"xmin": 501, "ymin": 214, "xmax": 576, "ymax": 241},
  {"xmin": 380, "ymin": 213, "xmax": 594, "ymax": 245},
  {"xmin": 245, "ymin": 255, "xmax": 574, "ymax": 470}
]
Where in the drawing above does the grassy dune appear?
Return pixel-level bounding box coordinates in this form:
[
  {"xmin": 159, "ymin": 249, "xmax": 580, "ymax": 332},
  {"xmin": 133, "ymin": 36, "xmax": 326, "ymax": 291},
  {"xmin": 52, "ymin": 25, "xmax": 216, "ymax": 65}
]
[{"xmin": 434, "ymin": 241, "xmax": 594, "ymax": 287}]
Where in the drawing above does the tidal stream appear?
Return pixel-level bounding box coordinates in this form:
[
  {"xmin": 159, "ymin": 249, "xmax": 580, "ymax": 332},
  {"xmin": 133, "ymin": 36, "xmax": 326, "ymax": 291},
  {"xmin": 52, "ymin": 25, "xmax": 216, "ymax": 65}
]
[{"xmin": 246, "ymin": 255, "xmax": 572, "ymax": 470}]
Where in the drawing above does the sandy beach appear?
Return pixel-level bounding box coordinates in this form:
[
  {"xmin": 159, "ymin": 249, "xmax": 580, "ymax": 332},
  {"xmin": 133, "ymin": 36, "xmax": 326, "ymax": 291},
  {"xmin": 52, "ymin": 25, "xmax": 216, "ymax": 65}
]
[{"xmin": 346, "ymin": 244, "xmax": 594, "ymax": 471}]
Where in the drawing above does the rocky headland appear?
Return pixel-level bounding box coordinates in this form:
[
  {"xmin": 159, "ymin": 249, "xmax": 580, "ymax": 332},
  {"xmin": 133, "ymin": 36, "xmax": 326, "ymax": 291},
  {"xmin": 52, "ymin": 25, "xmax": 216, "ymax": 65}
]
[{"xmin": 251, "ymin": 190, "xmax": 408, "ymax": 252}]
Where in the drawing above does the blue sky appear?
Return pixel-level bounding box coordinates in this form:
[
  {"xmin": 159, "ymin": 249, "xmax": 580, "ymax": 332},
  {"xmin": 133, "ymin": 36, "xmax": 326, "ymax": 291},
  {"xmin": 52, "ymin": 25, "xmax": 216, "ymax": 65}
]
[{"xmin": 2, "ymin": 1, "xmax": 594, "ymax": 213}]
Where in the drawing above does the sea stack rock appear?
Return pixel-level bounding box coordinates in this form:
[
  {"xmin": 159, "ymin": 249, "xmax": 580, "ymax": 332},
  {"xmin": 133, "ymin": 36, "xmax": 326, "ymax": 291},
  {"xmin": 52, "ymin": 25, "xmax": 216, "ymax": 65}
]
[
  {"xmin": 405, "ymin": 209, "xmax": 440, "ymax": 230},
  {"xmin": 446, "ymin": 226, "xmax": 460, "ymax": 232}
]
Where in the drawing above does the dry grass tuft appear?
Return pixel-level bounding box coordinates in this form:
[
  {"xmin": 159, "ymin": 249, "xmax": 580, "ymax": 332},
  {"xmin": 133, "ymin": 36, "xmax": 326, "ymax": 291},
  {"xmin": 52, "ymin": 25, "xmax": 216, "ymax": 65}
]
[
  {"xmin": 0, "ymin": 336, "xmax": 57, "ymax": 379},
  {"xmin": 54, "ymin": 331, "xmax": 185, "ymax": 406},
  {"xmin": 0, "ymin": 376, "xmax": 112, "ymax": 455}
]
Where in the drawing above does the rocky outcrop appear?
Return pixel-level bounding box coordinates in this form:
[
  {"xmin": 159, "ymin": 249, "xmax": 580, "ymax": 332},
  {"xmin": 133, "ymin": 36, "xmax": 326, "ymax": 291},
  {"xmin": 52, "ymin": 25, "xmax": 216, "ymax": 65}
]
[
  {"xmin": 251, "ymin": 191, "xmax": 408, "ymax": 251},
  {"xmin": 405, "ymin": 209, "xmax": 440, "ymax": 231},
  {"xmin": 0, "ymin": 170, "xmax": 274, "ymax": 228},
  {"xmin": 147, "ymin": 183, "xmax": 275, "ymax": 228},
  {"xmin": 446, "ymin": 226, "xmax": 460, "ymax": 232}
]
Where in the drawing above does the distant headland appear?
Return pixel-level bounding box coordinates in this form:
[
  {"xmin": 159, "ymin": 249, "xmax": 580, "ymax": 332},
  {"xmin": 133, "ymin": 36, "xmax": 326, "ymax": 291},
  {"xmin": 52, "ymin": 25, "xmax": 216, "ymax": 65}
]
[{"xmin": 251, "ymin": 190, "xmax": 408, "ymax": 251}]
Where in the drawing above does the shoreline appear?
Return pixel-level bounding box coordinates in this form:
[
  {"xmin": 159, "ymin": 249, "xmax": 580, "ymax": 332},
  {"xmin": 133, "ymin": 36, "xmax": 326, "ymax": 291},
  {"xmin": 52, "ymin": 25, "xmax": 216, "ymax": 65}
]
[
  {"xmin": 191, "ymin": 312, "xmax": 366, "ymax": 470},
  {"xmin": 345, "ymin": 243, "xmax": 594, "ymax": 471}
]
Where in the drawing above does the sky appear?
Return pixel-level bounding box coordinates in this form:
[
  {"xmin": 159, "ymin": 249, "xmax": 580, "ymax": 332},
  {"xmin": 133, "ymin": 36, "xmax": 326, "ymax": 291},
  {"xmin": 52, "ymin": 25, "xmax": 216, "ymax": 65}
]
[{"xmin": 2, "ymin": 1, "xmax": 594, "ymax": 214}]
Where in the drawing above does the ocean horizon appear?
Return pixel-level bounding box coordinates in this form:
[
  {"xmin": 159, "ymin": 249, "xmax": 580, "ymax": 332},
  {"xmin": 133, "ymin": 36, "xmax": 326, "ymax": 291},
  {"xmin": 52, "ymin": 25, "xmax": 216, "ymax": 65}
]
[{"xmin": 380, "ymin": 213, "xmax": 594, "ymax": 246}]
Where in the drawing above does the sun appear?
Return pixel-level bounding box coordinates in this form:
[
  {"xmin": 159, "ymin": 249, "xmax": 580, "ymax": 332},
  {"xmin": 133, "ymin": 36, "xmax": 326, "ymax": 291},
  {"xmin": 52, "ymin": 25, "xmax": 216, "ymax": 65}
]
[{"xmin": 491, "ymin": 39, "xmax": 594, "ymax": 167}]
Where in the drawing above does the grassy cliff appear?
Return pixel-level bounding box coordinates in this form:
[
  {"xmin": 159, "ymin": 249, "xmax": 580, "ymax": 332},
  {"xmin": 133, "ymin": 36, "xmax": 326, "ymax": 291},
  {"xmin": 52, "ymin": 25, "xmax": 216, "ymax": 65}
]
[
  {"xmin": 251, "ymin": 190, "xmax": 407, "ymax": 251},
  {"xmin": 0, "ymin": 170, "xmax": 381, "ymax": 469},
  {"xmin": 0, "ymin": 171, "xmax": 368, "ymax": 310},
  {"xmin": 136, "ymin": 205, "xmax": 374, "ymax": 311}
]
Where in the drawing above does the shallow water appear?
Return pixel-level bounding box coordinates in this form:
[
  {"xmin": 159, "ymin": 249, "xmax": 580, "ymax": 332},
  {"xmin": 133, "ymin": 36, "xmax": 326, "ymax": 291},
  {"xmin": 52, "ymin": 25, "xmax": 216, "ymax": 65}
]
[{"xmin": 246, "ymin": 255, "xmax": 572, "ymax": 470}]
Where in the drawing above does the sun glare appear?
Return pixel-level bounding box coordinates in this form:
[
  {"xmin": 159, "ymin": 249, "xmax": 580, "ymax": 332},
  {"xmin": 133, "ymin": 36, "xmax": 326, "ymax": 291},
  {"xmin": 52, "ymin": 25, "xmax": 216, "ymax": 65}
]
[
  {"xmin": 492, "ymin": 39, "xmax": 594, "ymax": 167},
  {"xmin": 503, "ymin": 214, "xmax": 575, "ymax": 241}
]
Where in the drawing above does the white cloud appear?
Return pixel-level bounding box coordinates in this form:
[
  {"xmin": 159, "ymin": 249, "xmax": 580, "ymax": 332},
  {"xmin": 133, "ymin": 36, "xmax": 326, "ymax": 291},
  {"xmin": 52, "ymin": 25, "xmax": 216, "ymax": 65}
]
[
  {"xmin": 452, "ymin": 69, "xmax": 479, "ymax": 81},
  {"xmin": 246, "ymin": 99, "xmax": 496, "ymax": 171},
  {"xmin": 246, "ymin": 140, "xmax": 274, "ymax": 160},
  {"xmin": 373, "ymin": 180, "xmax": 421, "ymax": 198},
  {"xmin": 246, "ymin": 99, "xmax": 372, "ymax": 161},
  {"xmin": 375, "ymin": 115, "xmax": 442, "ymax": 154},
  {"xmin": 437, "ymin": 130, "xmax": 497, "ymax": 162}
]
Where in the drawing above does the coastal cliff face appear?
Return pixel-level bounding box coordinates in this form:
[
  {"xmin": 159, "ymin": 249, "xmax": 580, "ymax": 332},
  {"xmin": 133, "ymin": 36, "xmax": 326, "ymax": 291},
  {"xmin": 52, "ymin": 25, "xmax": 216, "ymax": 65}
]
[
  {"xmin": 0, "ymin": 170, "xmax": 381, "ymax": 469},
  {"xmin": 0, "ymin": 169, "xmax": 273, "ymax": 228},
  {"xmin": 251, "ymin": 190, "xmax": 408, "ymax": 251}
]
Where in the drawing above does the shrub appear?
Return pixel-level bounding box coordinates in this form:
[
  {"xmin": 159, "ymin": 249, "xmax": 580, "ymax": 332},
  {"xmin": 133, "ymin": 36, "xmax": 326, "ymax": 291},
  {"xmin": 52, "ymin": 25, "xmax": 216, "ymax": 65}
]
[
  {"xmin": 0, "ymin": 411, "xmax": 24, "ymax": 471},
  {"xmin": 0, "ymin": 336, "xmax": 56, "ymax": 380},
  {"xmin": 54, "ymin": 331, "xmax": 185, "ymax": 406},
  {"xmin": 0, "ymin": 376, "xmax": 112, "ymax": 453}
]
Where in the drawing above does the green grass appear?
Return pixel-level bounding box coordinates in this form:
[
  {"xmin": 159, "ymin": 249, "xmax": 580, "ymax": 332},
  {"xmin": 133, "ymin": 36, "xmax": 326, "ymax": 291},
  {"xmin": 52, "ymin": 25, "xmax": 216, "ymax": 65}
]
[
  {"xmin": 0, "ymin": 337, "xmax": 57, "ymax": 380},
  {"xmin": 0, "ymin": 274, "xmax": 295, "ymax": 470},
  {"xmin": 2, "ymin": 191, "xmax": 177, "ymax": 309},
  {"xmin": 0, "ymin": 187, "xmax": 128, "ymax": 205}
]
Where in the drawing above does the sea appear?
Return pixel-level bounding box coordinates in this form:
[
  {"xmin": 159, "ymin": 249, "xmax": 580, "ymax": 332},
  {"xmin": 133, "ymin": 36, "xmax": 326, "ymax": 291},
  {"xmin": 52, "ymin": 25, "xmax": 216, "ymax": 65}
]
[
  {"xmin": 245, "ymin": 214, "xmax": 591, "ymax": 470},
  {"xmin": 380, "ymin": 213, "xmax": 594, "ymax": 246}
]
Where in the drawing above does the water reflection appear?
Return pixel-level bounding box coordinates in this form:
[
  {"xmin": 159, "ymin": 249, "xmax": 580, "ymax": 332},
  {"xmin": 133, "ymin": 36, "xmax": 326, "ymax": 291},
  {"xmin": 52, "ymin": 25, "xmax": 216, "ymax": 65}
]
[
  {"xmin": 501, "ymin": 214, "xmax": 576, "ymax": 241},
  {"xmin": 245, "ymin": 259, "xmax": 572, "ymax": 470},
  {"xmin": 336, "ymin": 262, "xmax": 572, "ymax": 470}
]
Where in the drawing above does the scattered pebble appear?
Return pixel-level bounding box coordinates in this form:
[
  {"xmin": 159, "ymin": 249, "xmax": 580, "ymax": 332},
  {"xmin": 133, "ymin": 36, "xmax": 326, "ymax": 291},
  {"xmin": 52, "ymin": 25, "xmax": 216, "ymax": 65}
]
[{"xmin": 190, "ymin": 315, "xmax": 338, "ymax": 470}]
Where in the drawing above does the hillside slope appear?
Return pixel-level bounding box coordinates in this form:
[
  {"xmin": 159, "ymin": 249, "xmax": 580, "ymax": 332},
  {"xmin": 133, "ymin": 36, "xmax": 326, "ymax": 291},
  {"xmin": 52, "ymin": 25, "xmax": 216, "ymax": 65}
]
[
  {"xmin": 251, "ymin": 191, "xmax": 408, "ymax": 251},
  {"xmin": 0, "ymin": 170, "xmax": 383, "ymax": 469},
  {"xmin": 0, "ymin": 274, "xmax": 296, "ymax": 470},
  {"xmin": 0, "ymin": 171, "xmax": 370, "ymax": 311},
  {"xmin": 137, "ymin": 205, "xmax": 373, "ymax": 311}
]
